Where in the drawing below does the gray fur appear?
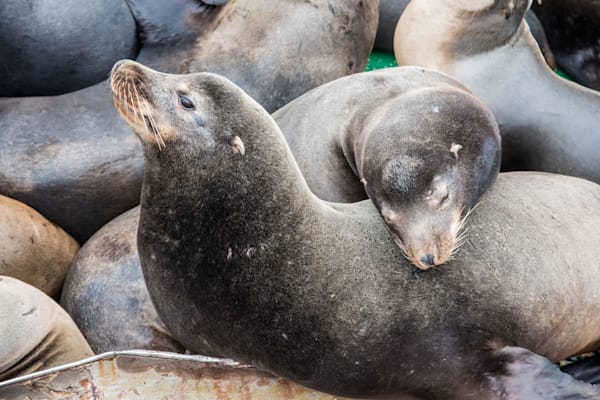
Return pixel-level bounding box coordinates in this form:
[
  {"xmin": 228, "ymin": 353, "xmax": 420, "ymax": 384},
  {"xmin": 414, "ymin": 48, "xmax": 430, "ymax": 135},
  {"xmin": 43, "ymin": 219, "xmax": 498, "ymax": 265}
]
[{"xmin": 117, "ymin": 63, "xmax": 600, "ymax": 399}]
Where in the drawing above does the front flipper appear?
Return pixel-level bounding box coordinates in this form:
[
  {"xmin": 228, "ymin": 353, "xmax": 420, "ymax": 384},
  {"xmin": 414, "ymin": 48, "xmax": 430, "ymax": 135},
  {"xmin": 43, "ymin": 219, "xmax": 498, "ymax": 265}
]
[{"xmin": 487, "ymin": 347, "xmax": 600, "ymax": 399}]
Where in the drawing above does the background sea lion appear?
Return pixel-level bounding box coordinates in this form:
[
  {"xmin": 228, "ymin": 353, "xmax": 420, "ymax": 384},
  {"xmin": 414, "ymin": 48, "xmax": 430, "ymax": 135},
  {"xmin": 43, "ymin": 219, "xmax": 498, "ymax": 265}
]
[
  {"xmin": 61, "ymin": 206, "xmax": 185, "ymax": 354},
  {"xmin": 0, "ymin": 0, "xmax": 138, "ymax": 97},
  {"xmin": 394, "ymin": 0, "xmax": 600, "ymax": 183},
  {"xmin": 532, "ymin": 0, "xmax": 600, "ymax": 90},
  {"xmin": 0, "ymin": 194, "xmax": 79, "ymax": 297},
  {"xmin": 112, "ymin": 61, "xmax": 600, "ymax": 399},
  {"xmin": 0, "ymin": 276, "xmax": 93, "ymax": 381},
  {"xmin": 375, "ymin": 0, "xmax": 555, "ymax": 68},
  {"xmin": 273, "ymin": 68, "xmax": 501, "ymax": 270},
  {"xmin": 0, "ymin": 0, "xmax": 377, "ymax": 243}
]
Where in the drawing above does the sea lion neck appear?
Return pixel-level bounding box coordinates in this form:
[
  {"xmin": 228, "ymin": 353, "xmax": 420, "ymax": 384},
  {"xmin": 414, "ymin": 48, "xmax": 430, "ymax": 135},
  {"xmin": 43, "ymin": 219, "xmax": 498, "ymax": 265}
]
[{"xmin": 138, "ymin": 107, "xmax": 318, "ymax": 268}]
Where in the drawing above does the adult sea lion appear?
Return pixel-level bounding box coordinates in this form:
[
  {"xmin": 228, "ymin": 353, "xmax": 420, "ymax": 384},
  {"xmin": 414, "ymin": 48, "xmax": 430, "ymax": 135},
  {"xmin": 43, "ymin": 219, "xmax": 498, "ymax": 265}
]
[
  {"xmin": 0, "ymin": 276, "xmax": 93, "ymax": 382},
  {"xmin": 112, "ymin": 60, "xmax": 600, "ymax": 399},
  {"xmin": 0, "ymin": 0, "xmax": 377, "ymax": 242},
  {"xmin": 273, "ymin": 68, "xmax": 501, "ymax": 270},
  {"xmin": 532, "ymin": 0, "xmax": 600, "ymax": 90},
  {"xmin": 394, "ymin": 0, "xmax": 600, "ymax": 183},
  {"xmin": 375, "ymin": 0, "xmax": 555, "ymax": 68},
  {"xmin": 0, "ymin": 194, "xmax": 79, "ymax": 297},
  {"xmin": 0, "ymin": 0, "xmax": 138, "ymax": 97},
  {"xmin": 61, "ymin": 207, "xmax": 184, "ymax": 354}
]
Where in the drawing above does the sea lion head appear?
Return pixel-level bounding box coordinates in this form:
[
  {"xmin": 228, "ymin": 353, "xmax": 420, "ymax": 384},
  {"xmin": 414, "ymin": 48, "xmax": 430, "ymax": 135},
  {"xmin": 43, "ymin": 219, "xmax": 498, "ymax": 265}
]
[
  {"xmin": 110, "ymin": 59, "xmax": 262, "ymax": 160},
  {"xmin": 369, "ymin": 151, "xmax": 467, "ymax": 271},
  {"xmin": 362, "ymin": 89, "xmax": 501, "ymax": 270}
]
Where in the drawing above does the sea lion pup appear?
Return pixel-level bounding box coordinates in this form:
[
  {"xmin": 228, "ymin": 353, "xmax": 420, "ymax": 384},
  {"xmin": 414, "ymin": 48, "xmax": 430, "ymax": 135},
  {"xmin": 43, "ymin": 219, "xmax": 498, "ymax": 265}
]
[
  {"xmin": 273, "ymin": 68, "xmax": 501, "ymax": 270},
  {"xmin": 61, "ymin": 207, "xmax": 185, "ymax": 354},
  {"xmin": 0, "ymin": 194, "xmax": 79, "ymax": 297},
  {"xmin": 0, "ymin": 276, "xmax": 93, "ymax": 381},
  {"xmin": 394, "ymin": 0, "xmax": 600, "ymax": 183},
  {"xmin": 111, "ymin": 60, "xmax": 600, "ymax": 399}
]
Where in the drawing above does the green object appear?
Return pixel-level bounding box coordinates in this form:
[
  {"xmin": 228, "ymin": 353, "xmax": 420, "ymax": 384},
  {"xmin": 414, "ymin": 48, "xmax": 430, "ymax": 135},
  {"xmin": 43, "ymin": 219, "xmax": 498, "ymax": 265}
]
[
  {"xmin": 367, "ymin": 51, "xmax": 574, "ymax": 83},
  {"xmin": 365, "ymin": 51, "xmax": 398, "ymax": 71}
]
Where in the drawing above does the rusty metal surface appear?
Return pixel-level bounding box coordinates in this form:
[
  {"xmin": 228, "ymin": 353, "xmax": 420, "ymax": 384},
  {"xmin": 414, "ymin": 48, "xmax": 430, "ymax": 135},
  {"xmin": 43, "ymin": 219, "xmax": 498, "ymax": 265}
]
[{"xmin": 0, "ymin": 350, "xmax": 354, "ymax": 400}]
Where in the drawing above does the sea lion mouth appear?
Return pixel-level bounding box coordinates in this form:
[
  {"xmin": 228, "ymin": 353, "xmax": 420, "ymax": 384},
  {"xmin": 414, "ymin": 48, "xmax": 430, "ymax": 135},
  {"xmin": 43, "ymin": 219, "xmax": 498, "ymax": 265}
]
[
  {"xmin": 110, "ymin": 61, "xmax": 166, "ymax": 149},
  {"xmin": 391, "ymin": 204, "xmax": 476, "ymax": 270}
]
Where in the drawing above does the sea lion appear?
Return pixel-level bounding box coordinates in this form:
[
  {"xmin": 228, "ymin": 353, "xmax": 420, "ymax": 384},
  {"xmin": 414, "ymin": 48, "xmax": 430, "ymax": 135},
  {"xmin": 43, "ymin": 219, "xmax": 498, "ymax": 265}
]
[
  {"xmin": 394, "ymin": 0, "xmax": 600, "ymax": 183},
  {"xmin": 60, "ymin": 206, "xmax": 184, "ymax": 354},
  {"xmin": 273, "ymin": 68, "xmax": 501, "ymax": 270},
  {"xmin": 112, "ymin": 60, "xmax": 600, "ymax": 399},
  {"xmin": 0, "ymin": 0, "xmax": 137, "ymax": 97},
  {"xmin": 0, "ymin": 194, "xmax": 79, "ymax": 297},
  {"xmin": 0, "ymin": 0, "xmax": 377, "ymax": 243},
  {"xmin": 375, "ymin": 0, "xmax": 555, "ymax": 68},
  {"xmin": 0, "ymin": 276, "xmax": 94, "ymax": 382},
  {"xmin": 532, "ymin": 0, "xmax": 600, "ymax": 90}
]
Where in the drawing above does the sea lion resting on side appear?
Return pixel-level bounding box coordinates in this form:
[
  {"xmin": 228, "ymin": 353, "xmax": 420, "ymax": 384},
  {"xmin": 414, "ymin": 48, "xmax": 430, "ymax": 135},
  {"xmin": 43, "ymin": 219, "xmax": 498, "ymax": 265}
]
[
  {"xmin": 273, "ymin": 68, "xmax": 501, "ymax": 270},
  {"xmin": 0, "ymin": 276, "xmax": 93, "ymax": 382},
  {"xmin": 0, "ymin": 194, "xmax": 79, "ymax": 297},
  {"xmin": 394, "ymin": 0, "xmax": 600, "ymax": 183},
  {"xmin": 111, "ymin": 60, "xmax": 600, "ymax": 399}
]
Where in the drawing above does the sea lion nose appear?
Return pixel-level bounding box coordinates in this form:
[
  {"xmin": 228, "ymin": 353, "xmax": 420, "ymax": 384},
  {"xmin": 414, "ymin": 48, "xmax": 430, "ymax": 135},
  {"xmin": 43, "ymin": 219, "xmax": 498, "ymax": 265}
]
[{"xmin": 420, "ymin": 254, "xmax": 435, "ymax": 267}]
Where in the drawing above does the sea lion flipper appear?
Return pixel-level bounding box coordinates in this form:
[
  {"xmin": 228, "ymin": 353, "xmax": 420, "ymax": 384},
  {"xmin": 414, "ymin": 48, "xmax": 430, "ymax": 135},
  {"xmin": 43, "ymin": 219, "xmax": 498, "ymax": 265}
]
[{"xmin": 490, "ymin": 347, "xmax": 600, "ymax": 399}]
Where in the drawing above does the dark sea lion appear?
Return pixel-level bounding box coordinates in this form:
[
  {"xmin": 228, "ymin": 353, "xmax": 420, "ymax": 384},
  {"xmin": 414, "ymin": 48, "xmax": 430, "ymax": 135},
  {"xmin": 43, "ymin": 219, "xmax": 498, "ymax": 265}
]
[
  {"xmin": 0, "ymin": 276, "xmax": 93, "ymax": 382},
  {"xmin": 273, "ymin": 68, "xmax": 501, "ymax": 270},
  {"xmin": 394, "ymin": 0, "xmax": 600, "ymax": 183},
  {"xmin": 375, "ymin": 0, "xmax": 555, "ymax": 68},
  {"xmin": 0, "ymin": 194, "xmax": 79, "ymax": 297},
  {"xmin": 0, "ymin": 0, "xmax": 376, "ymax": 243},
  {"xmin": 112, "ymin": 60, "xmax": 600, "ymax": 399},
  {"xmin": 0, "ymin": 0, "xmax": 137, "ymax": 97},
  {"xmin": 60, "ymin": 206, "xmax": 184, "ymax": 354},
  {"xmin": 532, "ymin": 0, "xmax": 600, "ymax": 90}
]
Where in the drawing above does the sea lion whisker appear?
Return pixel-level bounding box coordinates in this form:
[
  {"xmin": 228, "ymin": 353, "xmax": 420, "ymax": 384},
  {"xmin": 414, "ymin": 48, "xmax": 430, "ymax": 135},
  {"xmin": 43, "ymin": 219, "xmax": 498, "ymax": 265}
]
[{"xmin": 141, "ymin": 98, "xmax": 166, "ymax": 150}]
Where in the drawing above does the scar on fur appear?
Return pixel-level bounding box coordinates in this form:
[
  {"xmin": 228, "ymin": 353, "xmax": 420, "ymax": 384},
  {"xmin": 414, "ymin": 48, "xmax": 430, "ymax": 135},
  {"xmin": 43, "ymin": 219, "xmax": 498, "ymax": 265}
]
[
  {"xmin": 450, "ymin": 143, "xmax": 463, "ymax": 159},
  {"xmin": 232, "ymin": 135, "xmax": 245, "ymax": 156}
]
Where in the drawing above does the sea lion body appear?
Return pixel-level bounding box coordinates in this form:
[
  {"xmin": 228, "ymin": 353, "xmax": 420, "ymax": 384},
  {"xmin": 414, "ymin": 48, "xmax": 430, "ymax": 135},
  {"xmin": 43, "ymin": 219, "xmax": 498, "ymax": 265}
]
[
  {"xmin": 0, "ymin": 0, "xmax": 137, "ymax": 97},
  {"xmin": 112, "ymin": 61, "xmax": 600, "ymax": 399},
  {"xmin": 375, "ymin": 0, "xmax": 555, "ymax": 68},
  {"xmin": 0, "ymin": 195, "xmax": 79, "ymax": 297},
  {"xmin": 273, "ymin": 68, "xmax": 501, "ymax": 269},
  {"xmin": 0, "ymin": 0, "xmax": 376, "ymax": 242},
  {"xmin": 0, "ymin": 276, "xmax": 93, "ymax": 381},
  {"xmin": 60, "ymin": 207, "xmax": 184, "ymax": 354},
  {"xmin": 533, "ymin": 0, "xmax": 600, "ymax": 90},
  {"xmin": 394, "ymin": 0, "xmax": 600, "ymax": 182}
]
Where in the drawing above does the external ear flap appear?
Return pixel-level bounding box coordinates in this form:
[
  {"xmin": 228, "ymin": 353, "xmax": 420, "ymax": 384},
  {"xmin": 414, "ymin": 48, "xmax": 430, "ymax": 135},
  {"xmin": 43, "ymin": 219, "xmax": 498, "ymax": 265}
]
[
  {"xmin": 232, "ymin": 135, "xmax": 245, "ymax": 156},
  {"xmin": 450, "ymin": 143, "xmax": 463, "ymax": 159},
  {"xmin": 501, "ymin": 1, "xmax": 515, "ymax": 19},
  {"xmin": 381, "ymin": 207, "xmax": 400, "ymax": 225}
]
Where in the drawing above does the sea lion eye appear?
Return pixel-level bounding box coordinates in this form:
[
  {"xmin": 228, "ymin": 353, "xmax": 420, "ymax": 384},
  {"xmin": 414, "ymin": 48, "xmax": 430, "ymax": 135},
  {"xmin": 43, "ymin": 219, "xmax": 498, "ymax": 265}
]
[{"xmin": 179, "ymin": 94, "xmax": 195, "ymax": 110}]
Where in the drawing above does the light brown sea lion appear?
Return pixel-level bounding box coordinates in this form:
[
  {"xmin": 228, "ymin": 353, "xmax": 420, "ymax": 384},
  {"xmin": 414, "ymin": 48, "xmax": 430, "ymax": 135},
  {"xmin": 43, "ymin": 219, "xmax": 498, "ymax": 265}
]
[
  {"xmin": 0, "ymin": 276, "xmax": 93, "ymax": 382},
  {"xmin": 0, "ymin": 195, "xmax": 79, "ymax": 297}
]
